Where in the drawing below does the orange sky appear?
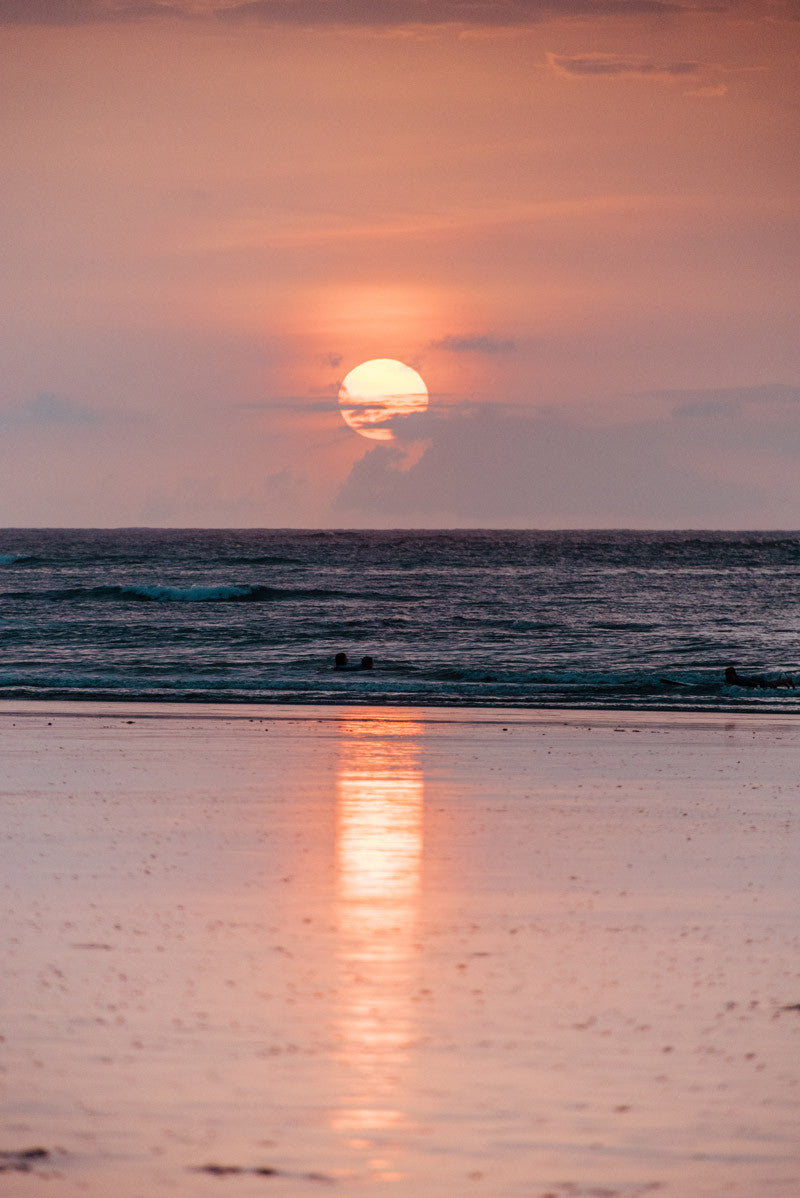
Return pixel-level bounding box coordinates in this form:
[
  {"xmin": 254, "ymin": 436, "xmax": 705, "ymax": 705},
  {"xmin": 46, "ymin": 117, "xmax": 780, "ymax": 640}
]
[{"xmin": 1, "ymin": 1, "xmax": 798, "ymax": 526}]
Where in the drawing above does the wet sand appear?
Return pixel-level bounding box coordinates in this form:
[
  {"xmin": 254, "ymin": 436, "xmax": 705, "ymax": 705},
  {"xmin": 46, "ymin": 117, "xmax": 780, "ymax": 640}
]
[{"xmin": 0, "ymin": 701, "xmax": 798, "ymax": 1197}]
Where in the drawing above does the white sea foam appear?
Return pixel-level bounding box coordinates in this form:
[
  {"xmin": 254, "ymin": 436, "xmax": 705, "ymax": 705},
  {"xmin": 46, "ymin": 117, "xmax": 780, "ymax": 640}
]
[{"xmin": 126, "ymin": 583, "xmax": 259, "ymax": 602}]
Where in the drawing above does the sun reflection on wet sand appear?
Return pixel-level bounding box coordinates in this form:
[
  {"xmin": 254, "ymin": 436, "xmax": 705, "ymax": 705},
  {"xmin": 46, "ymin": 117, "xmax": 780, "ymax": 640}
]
[{"xmin": 331, "ymin": 718, "xmax": 424, "ymax": 1179}]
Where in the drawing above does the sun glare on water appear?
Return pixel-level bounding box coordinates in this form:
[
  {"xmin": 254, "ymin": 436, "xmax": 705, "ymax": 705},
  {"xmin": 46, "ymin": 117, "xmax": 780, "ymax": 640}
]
[{"xmin": 338, "ymin": 359, "xmax": 428, "ymax": 442}]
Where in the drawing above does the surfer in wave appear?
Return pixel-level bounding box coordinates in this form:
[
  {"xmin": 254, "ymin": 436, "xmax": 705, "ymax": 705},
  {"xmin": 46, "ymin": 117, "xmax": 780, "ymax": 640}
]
[{"xmin": 724, "ymin": 665, "xmax": 795, "ymax": 690}]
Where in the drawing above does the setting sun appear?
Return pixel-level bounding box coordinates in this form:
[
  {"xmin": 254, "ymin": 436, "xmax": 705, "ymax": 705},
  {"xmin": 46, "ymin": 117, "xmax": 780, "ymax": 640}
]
[{"xmin": 338, "ymin": 359, "xmax": 428, "ymax": 442}]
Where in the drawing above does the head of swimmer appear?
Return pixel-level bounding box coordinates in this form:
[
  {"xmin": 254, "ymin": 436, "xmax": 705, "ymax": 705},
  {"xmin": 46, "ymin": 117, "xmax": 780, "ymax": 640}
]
[{"xmin": 334, "ymin": 652, "xmax": 373, "ymax": 670}]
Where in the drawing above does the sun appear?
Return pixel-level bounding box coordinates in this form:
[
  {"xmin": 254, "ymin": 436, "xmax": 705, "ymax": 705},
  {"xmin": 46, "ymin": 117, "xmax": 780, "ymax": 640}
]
[{"xmin": 338, "ymin": 359, "xmax": 428, "ymax": 442}]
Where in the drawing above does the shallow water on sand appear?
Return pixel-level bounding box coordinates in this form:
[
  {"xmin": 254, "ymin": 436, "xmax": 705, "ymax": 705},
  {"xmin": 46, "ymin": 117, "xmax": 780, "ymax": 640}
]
[{"xmin": 1, "ymin": 703, "xmax": 799, "ymax": 1196}]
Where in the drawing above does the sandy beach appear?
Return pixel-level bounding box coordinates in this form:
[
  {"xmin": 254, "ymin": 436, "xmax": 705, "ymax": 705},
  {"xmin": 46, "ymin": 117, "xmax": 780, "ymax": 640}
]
[{"xmin": 0, "ymin": 701, "xmax": 798, "ymax": 1197}]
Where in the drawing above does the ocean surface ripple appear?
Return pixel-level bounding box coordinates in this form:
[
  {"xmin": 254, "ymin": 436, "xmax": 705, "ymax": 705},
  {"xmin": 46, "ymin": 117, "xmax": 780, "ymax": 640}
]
[{"xmin": 0, "ymin": 528, "xmax": 798, "ymax": 712}]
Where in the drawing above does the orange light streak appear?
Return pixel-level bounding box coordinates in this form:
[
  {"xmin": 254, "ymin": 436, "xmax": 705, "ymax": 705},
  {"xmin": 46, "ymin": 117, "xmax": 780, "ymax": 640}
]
[{"xmin": 331, "ymin": 717, "xmax": 424, "ymax": 1166}]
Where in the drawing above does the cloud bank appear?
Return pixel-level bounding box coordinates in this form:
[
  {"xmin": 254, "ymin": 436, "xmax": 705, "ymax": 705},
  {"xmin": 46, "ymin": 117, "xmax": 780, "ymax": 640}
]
[
  {"xmin": 0, "ymin": 0, "xmax": 734, "ymax": 25},
  {"xmin": 334, "ymin": 392, "xmax": 800, "ymax": 526},
  {"xmin": 548, "ymin": 53, "xmax": 702, "ymax": 78},
  {"xmin": 0, "ymin": 393, "xmax": 103, "ymax": 427},
  {"xmin": 432, "ymin": 334, "xmax": 517, "ymax": 354}
]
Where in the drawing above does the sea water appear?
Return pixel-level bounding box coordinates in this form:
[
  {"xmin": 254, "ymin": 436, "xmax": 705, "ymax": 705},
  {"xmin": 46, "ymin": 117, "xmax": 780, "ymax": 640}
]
[{"xmin": 0, "ymin": 528, "xmax": 798, "ymax": 712}]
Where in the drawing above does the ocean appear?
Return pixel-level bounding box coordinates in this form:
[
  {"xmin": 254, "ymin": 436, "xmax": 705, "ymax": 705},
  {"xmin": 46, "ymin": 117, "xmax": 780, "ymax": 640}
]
[{"xmin": 0, "ymin": 528, "xmax": 798, "ymax": 712}]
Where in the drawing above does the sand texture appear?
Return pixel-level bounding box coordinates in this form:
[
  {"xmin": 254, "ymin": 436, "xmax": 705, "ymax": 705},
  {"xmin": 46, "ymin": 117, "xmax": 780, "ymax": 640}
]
[{"xmin": 0, "ymin": 701, "xmax": 798, "ymax": 1197}]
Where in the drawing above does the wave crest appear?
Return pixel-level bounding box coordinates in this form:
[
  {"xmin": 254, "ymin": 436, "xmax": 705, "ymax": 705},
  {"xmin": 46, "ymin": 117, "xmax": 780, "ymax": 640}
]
[
  {"xmin": 45, "ymin": 583, "xmax": 347, "ymax": 603},
  {"xmin": 1, "ymin": 581, "xmax": 413, "ymax": 604}
]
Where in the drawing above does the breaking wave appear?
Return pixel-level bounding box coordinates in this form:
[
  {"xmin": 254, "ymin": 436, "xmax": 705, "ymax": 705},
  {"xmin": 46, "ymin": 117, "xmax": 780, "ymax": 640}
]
[
  {"xmin": 63, "ymin": 583, "xmax": 345, "ymax": 603},
  {"xmin": 1, "ymin": 582, "xmax": 408, "ymax": 604}
]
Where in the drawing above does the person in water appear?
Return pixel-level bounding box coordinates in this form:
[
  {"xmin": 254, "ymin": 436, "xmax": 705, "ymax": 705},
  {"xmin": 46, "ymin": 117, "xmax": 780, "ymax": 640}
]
[
  {"xmin": 724, "ymin": 665, "xmax": 795, "ymax": 689},
  {"xmin": 334, "ymin": 652, "xmax": 375, "ymax": 670}
]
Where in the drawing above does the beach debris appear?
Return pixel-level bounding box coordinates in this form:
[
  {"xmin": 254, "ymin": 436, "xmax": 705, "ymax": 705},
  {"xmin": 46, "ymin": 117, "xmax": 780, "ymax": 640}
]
[
  {"xmin": 195, "ymin": 1165, "xmax": 247, "ymax": 1176},
  {"xmin": 539, "ymin": 1183, "xmax": 662, "ymax": 1197},
  {"xmin": 0, "ymin": 1147, "xmax": 49, "ymax": 1173},
  {"xmin": 192, "ymin": 1163, "xmax": 334, "ymax": 1183}
]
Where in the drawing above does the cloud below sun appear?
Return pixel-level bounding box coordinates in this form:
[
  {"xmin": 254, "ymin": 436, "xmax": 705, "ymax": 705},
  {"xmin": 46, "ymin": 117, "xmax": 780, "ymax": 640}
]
[{"xmin": 334, "ymin": 389, "xmax": 800, "ymax": 528}]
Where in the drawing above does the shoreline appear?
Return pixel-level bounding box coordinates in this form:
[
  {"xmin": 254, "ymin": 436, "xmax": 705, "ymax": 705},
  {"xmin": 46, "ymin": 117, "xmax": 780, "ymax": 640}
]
[{"xmin": 3, "ymin": 695, "xmax": 800, "ymax": 730}]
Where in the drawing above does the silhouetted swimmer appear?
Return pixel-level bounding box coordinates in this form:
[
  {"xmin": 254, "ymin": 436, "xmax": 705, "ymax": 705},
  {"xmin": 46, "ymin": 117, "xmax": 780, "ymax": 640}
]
[
  {"xmin": 725, "ymin": 665, "xmax": 795, "ymax": 690},
  {"xmin": 334, "ymin": 652, "xmax": 348, "ymax": 670},
  {"xmin": 360, "ymin": 655, "xmax": 374, "ymax": 669}
]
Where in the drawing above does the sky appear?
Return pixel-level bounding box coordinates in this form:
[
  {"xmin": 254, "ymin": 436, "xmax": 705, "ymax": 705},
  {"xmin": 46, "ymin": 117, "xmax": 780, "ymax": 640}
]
[{"xmin": 1, "ymin": 0, "xmax": 799, "ymax": 528}]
